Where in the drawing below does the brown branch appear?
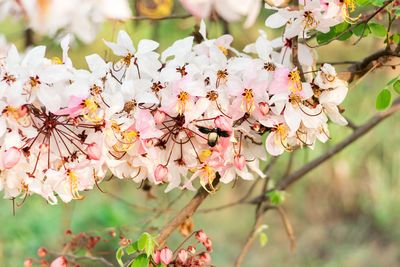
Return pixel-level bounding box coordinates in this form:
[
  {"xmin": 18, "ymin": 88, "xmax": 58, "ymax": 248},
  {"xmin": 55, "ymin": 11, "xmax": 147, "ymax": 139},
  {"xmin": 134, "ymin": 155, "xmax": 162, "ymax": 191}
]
[
  {"xmin": 339, "ymin": 47, "xmax": 400, "ymax": 83},
  {"xmin": 129, "ymin": 14, "xmax": 192, "ymax": 21},
  {"xmin": 270, "ymin": 206, "xmax": 296, "ymax": 250},
  {"xmin": 234, "ymin": 210, "xmax": 266, "ymax": 267},
  {"xmin": 155, "ymin": 177, "xmax": 220, "ymax": 246}
]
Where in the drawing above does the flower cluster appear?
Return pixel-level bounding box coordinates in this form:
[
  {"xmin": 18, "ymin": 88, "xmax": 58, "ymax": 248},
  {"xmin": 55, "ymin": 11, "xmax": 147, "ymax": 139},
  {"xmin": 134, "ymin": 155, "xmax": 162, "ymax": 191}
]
[
  {"xmin": 0, "ymin": 18, "xmax": 349, "ymax": 204},
  {"xmin": 0, "ymin": 0, "xmax": 131, "ymax": 43},
  {"xmin": 153, "ymin": 230, "xmax": 214, "ymax": 266}
]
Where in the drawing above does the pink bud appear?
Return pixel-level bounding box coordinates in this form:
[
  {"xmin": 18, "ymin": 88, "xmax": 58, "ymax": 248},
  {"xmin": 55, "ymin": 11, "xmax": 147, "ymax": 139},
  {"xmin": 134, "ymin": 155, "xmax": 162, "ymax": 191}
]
[
  {"xmin": 152, "ymin": 250, "xmax": 161, "ymax": 264},
  {"xmin": 188, "ymin": 246, "xmax": 196, "ymax": 254},
  {"xmin": 37, "ymin": 247, "xmax": 48, "ymax": 257},
  {"xmin": 24, "ymin": 258, "xmax": 33, "ymax": 267},
  {"xmin": 199, "ymin": 252, "xmax": 211, "ymax": 264},
  {"xmin": 145, "ymin": 139, "xmax": 154, "ymax": 148},
  {"xmin": 50, "ymin": 256, "xmax": 67, "ymax": 267},
  {"xmin": 160, "ymin": 247, "xmax": 173, "ymax": 265},
  {"xmin": 2, "ymin": 147, "xmax": 21, "ymax": 169},
  {"xmin": 214, "ymin": 115, "xmax": 232, "ymax": 132},
  {"xmin": 259, "ymin": 102, "xmax": 270, "ymax": 116},
  {"xmin": 154, "ymin": 164, "xmax": 168, "ymax": 182},
  {"xmin": 177, "ymin": 249, "xmax": 189, "ymax": 263},
  {"xmin": 195, "ymin": 230, "xmax": 208, "ymax": 243},
  {"xmin": 18, "ymin": 105, "xmax": 28, "ymax": 117},
  {"xmin": 234, "ymin": 154, "xmax": 246, "ymax": 171},
  {"xmin": 154, "ymin": 110, "xmax": 166, "ymax": 124},
  {"xmin": 253, "ymin": 123, "xmax": 261, "ymax": 132},
  {"xmin": 204, "ymin": 238, "xmax": 213, "ymax": 252},
  {"xmin": 86, "ymin": 142, "xmax": 102, "ymax": 160}
]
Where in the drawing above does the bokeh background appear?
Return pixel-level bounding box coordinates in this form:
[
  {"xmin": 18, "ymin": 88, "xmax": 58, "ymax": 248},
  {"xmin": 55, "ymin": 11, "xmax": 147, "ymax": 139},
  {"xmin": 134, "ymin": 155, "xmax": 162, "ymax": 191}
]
[{"xmin": 0, "ymin": 3, "xmax": 400, "ymax": 267}]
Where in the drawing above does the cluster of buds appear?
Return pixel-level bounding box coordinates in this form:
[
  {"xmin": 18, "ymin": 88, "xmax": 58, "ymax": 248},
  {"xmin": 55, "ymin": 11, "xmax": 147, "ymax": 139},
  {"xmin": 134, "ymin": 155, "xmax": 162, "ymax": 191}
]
[
  {"xmin": 25, "ymin": 229, "xmax": 118, "ymax": 267},
  {"xmin": 153, "ymin": 230, "xmax": 214, "ymax": 266}
]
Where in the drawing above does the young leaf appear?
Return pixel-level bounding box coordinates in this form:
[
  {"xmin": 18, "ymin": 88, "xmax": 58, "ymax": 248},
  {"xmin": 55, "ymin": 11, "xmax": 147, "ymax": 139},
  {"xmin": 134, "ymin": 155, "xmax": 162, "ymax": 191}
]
[
  {"xmin": 393, "ymin": 80, "xmax": 400, "ymax": 94},
  {"xmin": 116, "ymin": 247, "xmax": 124, "ymax": 267},
  {"xmin": 387, "ymin": 75, "xmax": 400, "ymax": 86},
  {"xmin": 392, "ymin": 34, "xmax": 400, "ymax": 44},
  {"xmin": 130, "ymin": 254, "xmax": 149, "ymax": 267},
  {"xmin": 266, "ymin": 190, "xmax": 285, "ymax": 205},
  {"xmin": 126, "ymin": 242, "xmax": 139, "ymax": 255},
  {"xmin": 371, "ymin": 0, "xmax": 385, "ymax": 6},
  {"xmin": 259, "ymin": 233, "xmax": 268, "ymax": 247},
  {"xmin": 137, "ymin": 232, "xmax": 156, "ymax": 257},
  {"xmin": 369, "ymin": 23, "xmax": 387, "ymax": 38},
  {"xmin": 376, "ymin": 89, "xmax": 392, "ymax": 110}
]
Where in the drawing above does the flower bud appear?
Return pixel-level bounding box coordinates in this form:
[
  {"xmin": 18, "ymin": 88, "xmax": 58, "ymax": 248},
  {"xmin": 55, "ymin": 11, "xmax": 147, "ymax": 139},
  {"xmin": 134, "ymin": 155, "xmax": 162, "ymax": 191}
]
[
  {"xmin": 214, "ymin": 115, "xmax": 232, "ymax": 132},
  {"xmin": 24, "ymin": 258, "xmax": 33, "ymax": 267},
  {"xmin": 40, "ymin": 260, "xmax": 49, "ymax": 267},
  {"xmin": 234, "ymin": 154, "xmax": 246, "ymax": 171},
  {"xmin": 2, "ymin": 147, "xmax": 21, "ymax": 169},
  {"xmin": 253, "ymin": 123, "xmax": 261, "ymax": 132},
  {"xmin": 86, "ymin": 142, "xmax": 102, "ymax": 160},
  {"xmin": 152, "ymin": 250, "xmax": 161, "ymax": 264},
  {"xmin": 145, "ymin": 139, "xmax": 154, "ymax": 148},
  {"xmin": 65, "ymin": 229, "xmax": 72, "ymax": 236},
  {"xmin": 199, "ymin": 252, "xmax": 211, "ymax": 264},
  {"xmin": 160, "ymin": 247, "xmax": 173, "ymax": 265},
  {"xmin": 259, "ymin": 102, "xmax": 270, "ymax": 116},
  {"xmin": 154, "ymin": 164, "xmax": 168, "ymax": 182},
  {"xmin": 177, "ymin": 249, "xmax": 189, "ymax": 263},
  {"xmin": 188, "ymin": 245, "xmax": 196, "ymax": 254},
  {"xmin": 195, "ymin": 230, "xmax": 208, "ymax": 243},
  {"xmin": 204, "ymin": 238, "xmax": 213, "ymax": 252},
  {"xmin": 154, "ymin": 110, "xmax": 166, "ymax": 124},
  {"xmin": 18, "ymin": 105, "xmax": 28, "ymax": 117},
  {"xmin": 50, "ymin": 256, "xmax": 67, "ymax": 267},
  {"xmin": 38, "ymin": 247, "xmax": 48, "ymax": 257}
]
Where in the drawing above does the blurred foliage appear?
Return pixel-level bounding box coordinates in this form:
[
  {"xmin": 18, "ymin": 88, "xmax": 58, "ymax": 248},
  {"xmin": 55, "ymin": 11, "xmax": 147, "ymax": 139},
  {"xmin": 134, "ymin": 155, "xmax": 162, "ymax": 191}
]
[{"xmin": 1, "ymin": 4, "xmax": 400, "ymax": 267}]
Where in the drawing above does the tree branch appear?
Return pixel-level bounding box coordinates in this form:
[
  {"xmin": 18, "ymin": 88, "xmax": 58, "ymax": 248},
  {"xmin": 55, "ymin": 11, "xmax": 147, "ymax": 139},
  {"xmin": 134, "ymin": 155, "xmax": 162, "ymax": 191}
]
[{"xmin": 155, "ymin": 177, "xmax": 220, "ymax": 246}]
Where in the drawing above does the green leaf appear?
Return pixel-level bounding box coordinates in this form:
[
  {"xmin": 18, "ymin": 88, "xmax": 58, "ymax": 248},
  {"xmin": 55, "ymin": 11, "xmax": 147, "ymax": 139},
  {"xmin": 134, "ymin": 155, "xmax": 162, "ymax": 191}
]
[
  {"xmin": 259, "ymin": 233, "xmax": 268, "ymax": 247},
  {"xmin": 334, "ymin": 22, "xmax": 352, "ymax": 41},
  {"xmin": 352, "ymin": 23, "xmax": 370, "ymax": 37},
  {"xmin": 137, "ymin": 232, "xmax": 156, "ymax": 257},
  {"xmin": 116, "ymin": 247, "xmax": 124, "ymax": 267},
  {"xmin": 371, "ymin": 0, "xmax": 385, "ymax": 6},
  {"xmin": 393, "ymin": 80, "xmax": 400, "ymax": 94},
  {"xmin": 356, "ymin": 0, "xmax": 371, "ymax": 5},
  {"xmin": 126, "ymin": 242, "xmax": 139, "ymax": 255},
  {"xmin": 316, "ymin": 30, "xmax": 336, "ymax": 44},
  {"xmin": 376, "ymin": 89, "xmax": 392, "ymax": 110},
  {"xmin": 392, "ymin": 34, "xmax": 400, "ymax": 44},
  {"xmin": 387, "ymin": 75, "xmax": 400, "ymax": 86},
  {"xmin": 130, "ymin": 254, "xmax": 149, "ymax": 267},
  {"xmin": 368, "ymin": 23, "xmax": 387, "ymax": 38},
  {"xmin": 266, "ymin": 190, "xmax": 285, "ymax": 205}
]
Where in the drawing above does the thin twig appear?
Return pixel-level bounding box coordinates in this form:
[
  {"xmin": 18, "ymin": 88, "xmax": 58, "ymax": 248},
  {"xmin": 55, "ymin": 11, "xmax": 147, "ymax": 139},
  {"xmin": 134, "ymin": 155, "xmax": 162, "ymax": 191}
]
[
  {"xmin": 129, "ymin": 14, "xmax": 192, "ymax": 21},
  {"xmin": 48, "ymin": 251, "xmax": 114, "ymax": 267}
]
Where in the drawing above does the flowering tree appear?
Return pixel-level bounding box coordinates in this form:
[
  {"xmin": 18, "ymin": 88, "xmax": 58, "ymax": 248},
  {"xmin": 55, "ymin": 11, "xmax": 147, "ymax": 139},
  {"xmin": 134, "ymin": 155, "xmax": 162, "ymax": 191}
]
[{"xmin": 0, "ymin": 0, "xmax": 399, "ymax": 266}]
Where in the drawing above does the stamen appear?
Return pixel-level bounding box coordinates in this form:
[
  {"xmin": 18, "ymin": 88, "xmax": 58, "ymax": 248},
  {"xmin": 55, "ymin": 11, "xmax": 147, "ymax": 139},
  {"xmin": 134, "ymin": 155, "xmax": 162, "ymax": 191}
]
[
  {"xmin": 288, "ymin": 71, "xmax": 302, "ymax": 93},
  {"xmin": 176, "ymin": 91, "xmax": 191, "ymax": 115},
  {"xmin": 241, "ymin": 89, "xmax": 255, "ymax": 114}
]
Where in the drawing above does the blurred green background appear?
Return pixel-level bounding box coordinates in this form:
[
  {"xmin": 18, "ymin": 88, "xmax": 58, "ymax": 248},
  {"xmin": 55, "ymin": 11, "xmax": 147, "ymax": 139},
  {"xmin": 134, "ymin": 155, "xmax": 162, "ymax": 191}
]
[{"xmin": 1, "ymin": 4, "xmax": 400, "ymax": 267}]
